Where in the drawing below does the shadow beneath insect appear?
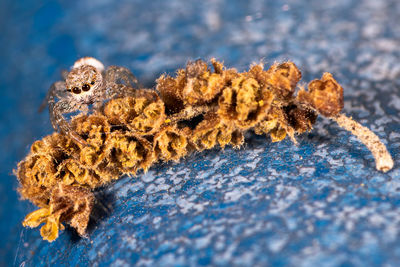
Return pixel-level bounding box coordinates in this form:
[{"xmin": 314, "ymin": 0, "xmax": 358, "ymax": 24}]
[{"xmin": 65, "ymin": 188, "xmax": 117, "ymax": 243}]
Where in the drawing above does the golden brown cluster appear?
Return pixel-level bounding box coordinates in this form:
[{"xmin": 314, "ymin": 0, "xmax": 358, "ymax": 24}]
[{"xmin": 16, "ymin": 59, "xmax": 360, "ymax": 242}]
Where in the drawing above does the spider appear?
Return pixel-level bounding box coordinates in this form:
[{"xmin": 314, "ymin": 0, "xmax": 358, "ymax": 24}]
[{"xmin": 40, "ymin": 57, "xmax": 139, "ymax": 146}]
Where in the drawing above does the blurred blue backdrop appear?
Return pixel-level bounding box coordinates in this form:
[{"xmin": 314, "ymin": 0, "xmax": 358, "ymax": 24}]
[{"xmin": 1, "ymin": 0, "xmax": 400, "ymax": 266}]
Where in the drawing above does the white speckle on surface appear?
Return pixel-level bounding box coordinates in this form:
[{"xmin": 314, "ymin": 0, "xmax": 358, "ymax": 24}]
[
  {"xmin": 141, "ymin": 171, "xmax": 156, "ymax": 183},
  {"xmin": 224, "ymin": 187, "xmax": 254, "ymax": 202},
  {"xmin": 215, "ymin": 242, "xmax": 238, "ymax": 265},
  {"xmin": 195, "ymin": 233, "xmax": 213, "ymax": 249},
  {"xmin": 269, "ymin": 185, "xmax": 300, "ymax": 214},
  {"xmin": 362, "ymin": 23, "xmax": 382, "ymax": 38},
  {"xmin": 112, "ymin": 259, "xmax": 129, "ymax": 267},
  {"xmin": 369, "ymin": 213, "xmax": 385, "ymax": 227},
  {"xmin": 268, "ymin": 236, "xmax": 288, "ymax": 252},
  {"xmin": 116, "ymin": 180, "xmax": 143, "ymax": 198},
  {"xmin": 299, "ymin": 167, "xmax": 316, "ymax": 176},
  {"xmin": 389, "ymin": 132, "xmax": 400, "ymax": 141},
  {"xmin": 204, "ymin": 5, "xmax": 221, "ymax": 31},
  {"xmin": 123, "ymin": 235, "xmax": 137, "ymax": 250},
  {"xmin": 282, "ymin": 4, "xmax": 290, "ymax": 11},
  {"xmin": 176, "ymin": 197, "xmax": 197, "ymax": 214},
  {"xmin": 134, "ymin": 214, "xmax": 150, "ymax": 225},
  {"xmin": 136, "ymin": 258, "xmax": 154, "ymax": 267},
  {"xmin": 245, "ymin": 156, "xmax": 261, "ymax": 170},
  {"xmin": 153, "ymin": 216, "xmax": 161, "ymax": 224}
]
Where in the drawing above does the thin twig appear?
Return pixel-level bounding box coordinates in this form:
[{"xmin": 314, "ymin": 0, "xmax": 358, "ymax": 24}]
[
  {"xmin": 168, "ymin": 105, "xmax": 214, "ymax": 124},
  {"xmin": 333, "ymin": 113, "xmax": 394, "ymax": 172}
]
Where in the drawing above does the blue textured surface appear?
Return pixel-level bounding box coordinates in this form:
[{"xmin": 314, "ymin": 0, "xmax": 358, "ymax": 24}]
[{"xmin": 1, "ymin": 0, "xmax": 400, "ymax": 266}]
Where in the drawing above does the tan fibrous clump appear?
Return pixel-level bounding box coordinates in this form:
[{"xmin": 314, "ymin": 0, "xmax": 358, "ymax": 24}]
[
  {"xmin": 191, "ymin": 113, "xmax": 244, "ymax": 151},
  {"xmin": 16, "ymin": 59, "xmax": 394, "ymax": 242},
  {"xmin": 156, "ymin": 59, "xmax": 237, "ymax": 111},
  {"xmin": 23, "ymin": 183, "xmax": 94, "ymax": 242},
  {"xmin": 217, "ymin": 74, "xmax": 275, "ymax": 130},
  {"xmin": 153, "ymin": 125, "xmax": 190, "ymax": 162},
  {"xmin": 297, "ymin": 72, "xmax": 344, "ymax": 117},
  {"xmin": 104, "ymin": 91, "xmax": 166, "ymax": 135},
  {"xmin": 107, "ymin": 131, "xmax": 155, "ymax": 174},
  {"xmin": 266, "ymin": 62, "xmax": 302, "ymax": 100}
]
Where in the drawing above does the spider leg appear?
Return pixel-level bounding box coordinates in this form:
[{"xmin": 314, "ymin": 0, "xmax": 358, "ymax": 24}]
[
  {"xmin": 39, "ymin": 81, "xmax": 67, "ymax": 112},
  {"xmin": 104, "ymin": 66, "xmax": 139, "ymax": 98},
  {"xmin": 93, "ymin": 100, "xmax": 104, "ymax": 111},
  {"xmin": 61, "ymin": 69, "xmax": 69, "ymax": 81},
  {"xmin": 106, "ymin": 84, "xmax": 137, "ymax": 99},
  {"xmin": 105, "ymin": 65, "xmax": 139, "ymax": 87},
  {"xmin": 50, "ymin": 99, "xmax": 88, "ymax": 146}
]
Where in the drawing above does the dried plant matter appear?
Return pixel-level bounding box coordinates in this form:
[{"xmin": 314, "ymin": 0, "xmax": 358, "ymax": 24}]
[
  {"xmin": 16, "ymin": 58, "xmax": 394, "ymax": 242},
  {"xmin": 333, "ymin": 114, "xmax": 394, "ymax": 172}
]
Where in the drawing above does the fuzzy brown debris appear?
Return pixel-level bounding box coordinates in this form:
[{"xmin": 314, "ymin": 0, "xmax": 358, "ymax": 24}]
[
  {"xmin": 104, "ymin": 90, "xmax": 166, "ymax": 135},
  {"xmin": 266, "ymin": 62, "xmax": 302, "ymax": 100},
  {"xmin": 108, "ymin": 131, "xmax": 155, "ymax": 174},
  {"xmin": 153, "ymin": 125, "xmax": 191, "ymax": 162},
  {"xmin": 217, "ymin": 73, "xmax": 275, "ymax": 129},
  {"xmin": 297, "ymin": 72, "xmax": 344, "ymax": 117},
  {"xmin": 191, "ymin": 112, "xmax": 244, "ymax": 151},
  {"xmin": 23, "ymin": 183, "xmax": 94, "ymax": 242},
  {"xmin": 156, "ymin": 58, "xmax": 238, "ymax": 111},
  {"xmin": 16, "ymin": 59, "xmax": 394, "ymax": 242}
]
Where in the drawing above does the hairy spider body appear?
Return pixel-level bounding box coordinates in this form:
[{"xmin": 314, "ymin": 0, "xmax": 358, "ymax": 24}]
[{"xmin": 40, "ymin": 57, "xmax": 139, "ymax": 146}]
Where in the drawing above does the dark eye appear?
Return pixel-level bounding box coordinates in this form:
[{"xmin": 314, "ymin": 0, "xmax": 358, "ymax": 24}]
[
  {"xmin": 91, "ymin": 81, "xmax": 95, "ymax": 85},
  {"xmin": 72, "ymin": 87, "xmax": 81, "ymax": 94},
  {"xmin": 82, "ymin": 83, "xmax": 91, "ymax": 92}
]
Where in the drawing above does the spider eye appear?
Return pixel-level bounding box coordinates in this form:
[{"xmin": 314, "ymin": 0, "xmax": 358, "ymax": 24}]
[
  {"xmin": 72, "ymin": 87, "xmax": 81, "ymax": 94},
  {"xmin": 91, "ymin": 81, "xmax": 95, "ymax": 85},
  {"xmin": 82, "ymin": 83, "xmax": 91, "ymax": 92}
]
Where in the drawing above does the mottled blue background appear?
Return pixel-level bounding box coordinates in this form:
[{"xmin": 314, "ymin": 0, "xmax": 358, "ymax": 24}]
[{"xmin": 1, "ymin": 0, "xmax": 400, "ymax": 266}]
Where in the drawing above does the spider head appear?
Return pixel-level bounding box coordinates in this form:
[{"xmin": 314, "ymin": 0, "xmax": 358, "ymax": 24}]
[{"xmin": 65, "ymin": 64, "xmax": 103, "ymax": 102}]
